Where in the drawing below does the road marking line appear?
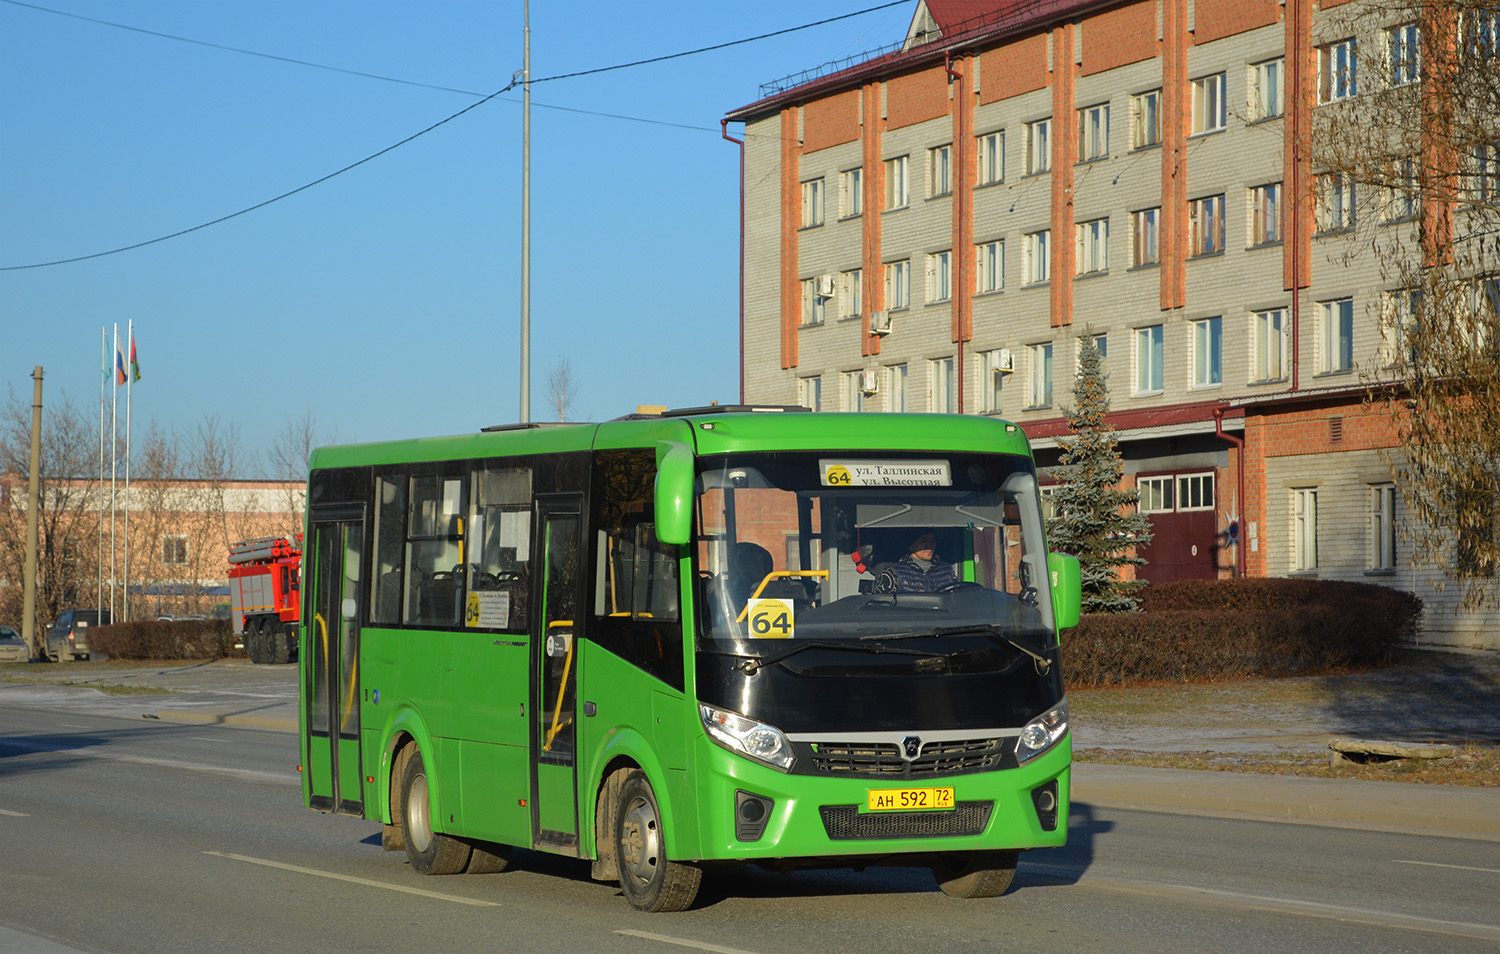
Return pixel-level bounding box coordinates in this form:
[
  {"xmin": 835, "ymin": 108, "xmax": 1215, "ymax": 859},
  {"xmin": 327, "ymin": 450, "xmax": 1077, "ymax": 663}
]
[
  {"xmin": 0, "ymin": 808, "xmax": 29, "ymax": 817},
  {"xmin": 614, "ymin": 930, "xmax": 767, "ymax": 954},
  {"xmin": 0, "ymin": 738, "xmax": 296, "ymax": 785},
  {"xmin": 1394, "ymin": 859, "xmax": 1500, "ymax": 875},
  {"xmin": 1025, "ymin": 864, "xmax": 1500, "ymax": 942},
  {"xmin": 204, "ymin": 851, "xmax": 500, "ymax": 906}
]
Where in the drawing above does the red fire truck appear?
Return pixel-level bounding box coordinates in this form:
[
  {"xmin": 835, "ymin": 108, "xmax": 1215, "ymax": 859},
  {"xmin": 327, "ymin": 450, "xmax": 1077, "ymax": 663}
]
[{"xmin": 228, "ymin": 536, "xmax": 301, "ymax": 665}]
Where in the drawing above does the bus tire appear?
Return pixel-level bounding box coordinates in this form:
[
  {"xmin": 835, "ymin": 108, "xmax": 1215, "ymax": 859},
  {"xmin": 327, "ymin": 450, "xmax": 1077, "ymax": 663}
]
[
  {"xmin": 932, "ymin": 850, "xmax": 1018, "ymax": 898},
  {"xmin": 615, "ymin": 770, "xmax": 701, "ymax": 912},
  {"xmin": 399, "ymin": 748, "xmax": 472, "ymax": 876},
  {"xmin": 462, "ymin": 839, "xmax": 512, "ymax": 874}
]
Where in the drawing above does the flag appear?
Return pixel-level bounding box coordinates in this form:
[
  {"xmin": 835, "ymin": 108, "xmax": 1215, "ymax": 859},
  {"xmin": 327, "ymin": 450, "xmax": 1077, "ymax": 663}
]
[
  {"xmin": 130, "ymin": 336, "xmax": 141, "ymax": 383},
  {"xmin": 116, "ymin": 341, "xmax": 127, "ymax": 386}
]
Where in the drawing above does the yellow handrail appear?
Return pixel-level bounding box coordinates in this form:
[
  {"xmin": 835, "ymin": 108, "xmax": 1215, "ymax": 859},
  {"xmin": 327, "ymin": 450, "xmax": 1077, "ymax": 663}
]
[
  {"xmin": 543, "ymin": 620, "xmax": 574, "ymax": 752},
  {"xmin": 736, "ymin": 570, "xmax": 829, "ymax": 622}
]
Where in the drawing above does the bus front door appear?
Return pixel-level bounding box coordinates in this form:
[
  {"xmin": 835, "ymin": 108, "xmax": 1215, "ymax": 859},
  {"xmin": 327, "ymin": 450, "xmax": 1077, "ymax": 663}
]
[
  {"xmin": 531, "ymin": 495, "xmax": 583, "ymax": 853},
  {"xmin": 305, "ymin": 513, "xmax": 364, "ymax": 816}
]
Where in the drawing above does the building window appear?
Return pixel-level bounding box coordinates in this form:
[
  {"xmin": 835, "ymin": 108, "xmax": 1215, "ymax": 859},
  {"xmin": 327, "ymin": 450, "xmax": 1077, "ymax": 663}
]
[
  {"xmin": 885, "ymin": 260, "xmax": 910, "ymax": 309},
  {"xmin": 1192, "ymin": 316, "xmax": 1223, "ymax": 387},
  {"xmin": 1388, "ymin": 23, "xmax": 1421, "ymax": 87},
  {"xmin": 840, "ymin": 269, "xmax": 863, "ymax": 319},
  {"xmin": 977, "ymin": 130, "xmax": 1004, "ymax": 185},
  {"xmin": 1252, "ymin": 308, "xmax": 1288, "ymax": 382},
  {"xmin": 1381, "ymin": 288, "xmax": 1421, "ymax": 366},
  {"xmin": 1318, "ymin": 172, "xmax": 1356, "ymax": 231},
  {"xmin": 1132, "ymin": 208, "xmax": 1160, "ymax": 266},
  {"xmin": 1130, "ymin": 89, "xmax": 1161, "ymax": 148},
  {"xmin": 885, "ymin": 155, "xmax": 909, "ymax": 209},
  {"xmin": 1076, "ymin": 218, "xmax": 1109, "ymax": 275},
  {"xmin": 1383, "ymin": 155, "xmax": 1420, "ymax": 222},
  {"xmin": 798, "ymin": 375, "xmax": 822, "ymax": 411},
  {"xmin": 1192, "ymin": 73, "xmax": 1227, "ymax": 134},
  {"xmin": 843, "ymin": 371, "xmax": 868, "ymax": 412},
  {"xmin": 1319, "ymin": 297, "xmax": 1355, "ymax": 373},
  {"xmin": 1027, "ymin": 342, "xmax": 1053, "ymax": 408},
  {"xmin": 977, "ymin": 240, "xmax": 1004, "ymax": 293},
  {"xmin": 1293, "ymin": 488, "xmax": 1318, "ymax": 572},
  {"xmin": 1250, "ymin": 58, "xmax": 1285, "ymax": 119},
  {"xmin": 1077, "ymin": 103, "xmax": 1110, "ymax": 161},
  {"xmin": 929, "ymin": 357, "xmax": 956, "ymax": 413},
  {"xmin": 162, "ymin": 535, "xmax": 189, "ymax": 566},
  {"xmin": 886, "ymin": 364, "xmax": 908, "ymax": 412},
  {"xmin": 929, "ymin": 143, "xmax": 952, "ymax": 197},
  {"xmin": 1470, "ymin": 277, "xmax": 1500, "ymax": 350},
  {"xmin": 1464, "ymin": 9, "xmax": 1500, "ymax": 61},
  {"xmin": 1178, "ymin": 473, "xmax": 1216, "ymax": 511},
  {"xmin": 1135, "ymin": 324, "xmax": 1165, "ymax": 393},
  {"xmin": 1319, "ymin": 38, "xmax": 1358, "ymax": 103},
  {"xmin": 1137, "ymin": 476, "xmax": 1174, "ymax": 513},
  {"xmin": 1189, "ymin": 194, "xmax": 1226, "ymax": 256},
  {"xmin": 1469, "ymin": 143, "xmax": 1500, "ymax": 201},
  {"xmin": 979, "ymin": 348, "xmax": 1010, "ymax": 413},
  {"xmin": 840, "ymin": 167, "xmax": 863, "ymax": 218},
  {"xmin": 1249, "ymin": 183, "xmax": 1282, "ymax": 245},
  {"xmin": 1023, "ymin": 230, "xmax": 1050, "ymax": 284},
  {"xmin": 801, "ymin": 178, "xmax": 824, "ymax": 228},
  {"xmin": 1091, "ymin": 333, "xmax": 1108, "ymax": 359},
  {"xmin": 1026, "ymin": 118, "xmax": 1051, "ymax": 174},
  {"xmin": 801, "ymin": 278, "xmax": 827, "ymax": 325},
  {"xmin": 1370, "ymin": 484, "xmax": 1397, "ymax": 571},
  {"xmin": 927, "ymin": 250, "xmax": 952, "ymax": 303}
]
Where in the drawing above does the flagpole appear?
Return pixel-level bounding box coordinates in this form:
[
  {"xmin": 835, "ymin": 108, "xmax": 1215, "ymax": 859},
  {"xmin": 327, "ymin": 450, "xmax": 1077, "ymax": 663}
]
[
  {"xmin": 123, "ymin": 319, "xmax": 132, "ymax": 622},
  {"xmin": 110, "ymin": 323, "xmax": 118, "ymax": 620},
  {"xmin": 99, "ymin": 328, "xmax": 106, "ymax": 619}
]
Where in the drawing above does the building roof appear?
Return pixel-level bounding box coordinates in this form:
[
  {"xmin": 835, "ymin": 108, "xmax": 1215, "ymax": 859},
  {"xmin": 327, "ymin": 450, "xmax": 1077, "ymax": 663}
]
[{"xmin": 728, "ymin": 0, "xmax": 1106, "ymax": 120}]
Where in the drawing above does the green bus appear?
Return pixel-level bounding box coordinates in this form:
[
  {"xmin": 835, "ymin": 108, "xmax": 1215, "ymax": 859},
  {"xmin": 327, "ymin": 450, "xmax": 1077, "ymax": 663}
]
[{"xmin": 299, "ymin": 406, "xmax": 1080, "ymax": 912}]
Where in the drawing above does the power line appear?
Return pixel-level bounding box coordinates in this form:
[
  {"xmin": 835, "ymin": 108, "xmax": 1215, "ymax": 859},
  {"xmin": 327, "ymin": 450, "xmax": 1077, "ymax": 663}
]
[{"xmin": 0, "ymin": 1, "xmax": 902, "ymax": 270}]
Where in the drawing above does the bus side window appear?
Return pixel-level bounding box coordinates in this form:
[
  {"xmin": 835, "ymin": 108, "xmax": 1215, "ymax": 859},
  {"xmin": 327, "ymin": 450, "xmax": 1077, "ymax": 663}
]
[
  {"xmin": 404, "ymin": 473, "xmax": 467, "ymax": 626},
  {"xmin": 370, "ymin": 473, "xmax": 406, "ymax": 624},
  {"xmin": 468, "ymin": 465, "xmax": 533, "ymax": 631}
]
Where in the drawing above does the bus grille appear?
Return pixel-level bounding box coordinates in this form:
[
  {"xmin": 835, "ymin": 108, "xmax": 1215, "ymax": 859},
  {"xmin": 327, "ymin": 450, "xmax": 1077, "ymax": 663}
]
[
  {"xmin": 818, "ymin": 802, "xmax": 993, "ymax": 840},
  {"xmin": 806, "ymin": 738, "xmax": 1006, "ymax": 778}
]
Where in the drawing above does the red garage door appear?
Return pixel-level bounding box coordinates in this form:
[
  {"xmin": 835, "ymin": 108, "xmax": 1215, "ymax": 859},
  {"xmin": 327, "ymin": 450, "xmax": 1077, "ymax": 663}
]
[{"xmin": 1134, "ymin": 472, "xmax": 1223, "ymax": 583}]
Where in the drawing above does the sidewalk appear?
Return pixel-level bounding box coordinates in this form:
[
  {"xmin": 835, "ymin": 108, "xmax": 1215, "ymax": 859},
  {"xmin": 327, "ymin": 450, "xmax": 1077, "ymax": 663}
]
[{"xmin": 4, "ymin": 658, "xmax": 1497, "ymax": 841}]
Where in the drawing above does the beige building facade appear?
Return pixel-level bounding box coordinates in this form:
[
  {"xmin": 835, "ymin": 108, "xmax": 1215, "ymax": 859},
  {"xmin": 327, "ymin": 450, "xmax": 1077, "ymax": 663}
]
[{"xmin": 727, "ymin": 0, "xmax": 1498, "ymax": 647}]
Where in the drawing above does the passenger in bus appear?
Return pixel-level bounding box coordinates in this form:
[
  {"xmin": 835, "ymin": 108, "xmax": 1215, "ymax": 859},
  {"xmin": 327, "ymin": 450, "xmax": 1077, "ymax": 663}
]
[{"xmin": 873, "ymin": 532, "xmax": 957, "ymax": 593}]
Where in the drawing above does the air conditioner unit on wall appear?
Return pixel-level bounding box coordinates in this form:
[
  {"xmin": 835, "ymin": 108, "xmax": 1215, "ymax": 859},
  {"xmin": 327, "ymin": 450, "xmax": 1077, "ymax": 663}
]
[
  {"xmin": 869, "ymin": 310, "xmax": 891, "ymax": 335},
  {"xmin": 860, "ymin": 369, "xmax": 879, "ymax": 394},
  {"xmin": 817, "ymin": 274, "xmax": 836, "ymax": 298},
  {"xmin": 996, "ymin": 348, "xmax": 1014, "ymax": 373}
]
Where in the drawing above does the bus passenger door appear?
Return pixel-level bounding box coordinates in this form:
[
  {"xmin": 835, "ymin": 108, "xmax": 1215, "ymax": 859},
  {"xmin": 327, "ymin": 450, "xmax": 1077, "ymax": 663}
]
[
  {"xmin": 305, "ymin": 512, "xmax": 364, "ymax": 816},
  {"xmin": 531, "ymin": 495, "xmax": 583, "ymax": 853}
]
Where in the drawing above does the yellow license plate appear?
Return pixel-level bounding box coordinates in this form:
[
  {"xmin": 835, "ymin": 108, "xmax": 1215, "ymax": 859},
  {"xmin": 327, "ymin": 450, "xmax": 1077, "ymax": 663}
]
[{"xmin": 867, "ymin": 786, "xmax": 956, "ymax": 812}]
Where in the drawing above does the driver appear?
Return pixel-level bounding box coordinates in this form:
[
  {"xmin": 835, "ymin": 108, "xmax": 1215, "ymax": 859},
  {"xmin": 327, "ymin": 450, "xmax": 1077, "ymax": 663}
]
[{"xmin": 873, "ymin": 532, "xmax": 958, "ymax": 593}]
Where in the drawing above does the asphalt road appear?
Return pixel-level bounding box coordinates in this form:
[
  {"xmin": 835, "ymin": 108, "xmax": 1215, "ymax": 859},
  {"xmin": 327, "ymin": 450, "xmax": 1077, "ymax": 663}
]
[{"xmin": 2, "ymin": 701, "xmax": 1498, "ymax": 954}]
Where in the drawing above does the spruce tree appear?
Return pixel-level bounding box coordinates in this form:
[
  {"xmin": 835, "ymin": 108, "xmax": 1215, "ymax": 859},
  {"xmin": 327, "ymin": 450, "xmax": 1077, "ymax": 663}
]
[{"xmin": 1046, "ymin": 335, "xmax": 1153, "ymax": 613}]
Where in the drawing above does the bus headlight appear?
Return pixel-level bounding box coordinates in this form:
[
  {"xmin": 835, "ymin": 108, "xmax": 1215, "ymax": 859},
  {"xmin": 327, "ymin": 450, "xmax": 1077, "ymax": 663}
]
[
  {"xmin": 700, "ymin": 704, "xmax": 795, "ymax": 772},
  {"xmin": 1015, "ymin": 700, "xmax": 1068, "ymax": 764}
]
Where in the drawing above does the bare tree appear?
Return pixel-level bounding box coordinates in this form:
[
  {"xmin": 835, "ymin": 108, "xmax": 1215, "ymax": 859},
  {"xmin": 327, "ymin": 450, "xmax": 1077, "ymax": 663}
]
[
  {"xmin": 547, "ymin": 357, "xmax": 579, "ymax": 423},
  {"xmin": 0, "ymin": 388, "xmax": 104, "ymax": 645},
  {"xmin": 179, "ymin": 414, "xmax": 246, "ymax": 614},
  {"xmin": 266, "ymin": 409, "xmax": 330, "ymax": 540},
  {"xmin": 1310, "ymin": 0, "xmax": 1500, "ymax": 607}
]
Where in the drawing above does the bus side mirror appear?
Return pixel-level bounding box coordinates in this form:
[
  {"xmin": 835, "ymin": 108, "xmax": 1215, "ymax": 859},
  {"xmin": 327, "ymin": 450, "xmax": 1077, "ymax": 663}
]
[
  {"xmin": 1047, "ymin": 553, "xmax": 1081, "ymax": 632},
  {"xmin": 654, "ymin": 440, "xmax": 694, "ymax": 547}
]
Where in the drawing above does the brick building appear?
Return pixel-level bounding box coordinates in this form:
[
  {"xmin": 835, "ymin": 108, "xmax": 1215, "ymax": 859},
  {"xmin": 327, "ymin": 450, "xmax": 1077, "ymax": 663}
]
[{"xmin": 725, "ymin": 0, "xmax": 1497, "ymax": 647}]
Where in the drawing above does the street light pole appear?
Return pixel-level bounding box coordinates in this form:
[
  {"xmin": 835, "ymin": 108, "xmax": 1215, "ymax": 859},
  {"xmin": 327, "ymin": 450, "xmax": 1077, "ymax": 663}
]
[{"xmin": 519, "ymin": 0, "xmax": 531, "ymax": 423}]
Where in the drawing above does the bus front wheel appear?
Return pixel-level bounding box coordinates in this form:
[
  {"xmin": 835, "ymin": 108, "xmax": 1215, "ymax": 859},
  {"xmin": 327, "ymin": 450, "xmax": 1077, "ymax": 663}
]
[
  {"xmin": 399, "ymin": 747, "xmax": 473, "ymax": 876},
  {"xmin": 615, "ymin": 770, "xmax": 701, "ymax": 912},
  {"xmin": 932, "ymin": 850, "xmax": 1018, "ymax": 898}
]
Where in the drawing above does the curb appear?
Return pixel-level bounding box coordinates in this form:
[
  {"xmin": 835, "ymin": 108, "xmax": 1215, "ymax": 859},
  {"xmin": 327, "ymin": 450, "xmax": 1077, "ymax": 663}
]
[
  {"xmin": 152, "ymin": 709, "xmax": 298, "ymax": 733},
  {"xmin": 1074, "ymin": 763, "xmax": 1500, "ymax": 841}
]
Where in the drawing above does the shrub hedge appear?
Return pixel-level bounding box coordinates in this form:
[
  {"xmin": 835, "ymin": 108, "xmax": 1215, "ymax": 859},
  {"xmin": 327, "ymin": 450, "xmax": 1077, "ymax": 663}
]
[
  {"xmin": 89, "ymin": 618, "xmax": 245, "ymax": 661},
  {"xmin": 1064, "ymin": 578, "xmax": 1422, "ymax": 688}
]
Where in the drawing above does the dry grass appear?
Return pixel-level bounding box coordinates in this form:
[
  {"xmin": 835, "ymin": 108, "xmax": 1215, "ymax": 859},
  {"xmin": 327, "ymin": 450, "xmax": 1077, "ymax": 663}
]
[{"xmin": 1074, "ymin": 745, "xmax": 1500, "ymax": 788}]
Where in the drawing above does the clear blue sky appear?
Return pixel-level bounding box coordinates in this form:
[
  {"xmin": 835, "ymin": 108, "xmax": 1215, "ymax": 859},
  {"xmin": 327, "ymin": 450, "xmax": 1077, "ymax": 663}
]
[{"xmin": 2, "ymin": 0, "xmax": 915, "ymax": 474}]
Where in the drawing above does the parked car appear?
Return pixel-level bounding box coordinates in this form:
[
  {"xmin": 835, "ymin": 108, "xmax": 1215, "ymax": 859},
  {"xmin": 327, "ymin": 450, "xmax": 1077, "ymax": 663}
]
[
  {"xmin": 44, "ymin": 609, "xmax": 110, "ymax": 662},
  {"xmin": 0, "ymin": 626, "xmax": 28, "ymax": 663}
]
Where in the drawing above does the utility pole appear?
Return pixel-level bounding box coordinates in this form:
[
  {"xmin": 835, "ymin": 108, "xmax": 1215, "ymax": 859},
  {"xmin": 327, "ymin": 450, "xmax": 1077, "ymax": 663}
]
[
  {"xmin": 22, "ymin": 367, "xmax": 43, "ymax": 656},
  {"xmin": 519, "ymin": 0, "xmax": 532, "ymax": 423}
]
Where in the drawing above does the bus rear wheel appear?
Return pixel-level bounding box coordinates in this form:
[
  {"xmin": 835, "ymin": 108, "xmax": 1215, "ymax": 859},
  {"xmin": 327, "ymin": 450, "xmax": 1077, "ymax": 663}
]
[
  {"xmin": 932, "ymin": 850, "xmax": 1018, "ymax": 898},
  {"xmin": 399, "ymin": 748, "xmax": 472, "ymax": 875},
  {"xmin": 615, "ymin": 770, "xmax": 700, "ymax": 912}
]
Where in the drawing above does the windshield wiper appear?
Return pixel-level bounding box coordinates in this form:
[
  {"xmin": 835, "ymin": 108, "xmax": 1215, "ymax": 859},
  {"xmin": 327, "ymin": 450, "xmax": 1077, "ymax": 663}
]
[
  {"xmin": 859, "ymin": 624, "xmax": 1052, "ymax": 674},
  {"xmin": 726, "ymin": 640, "xmax": 936, "ymax": 675}
]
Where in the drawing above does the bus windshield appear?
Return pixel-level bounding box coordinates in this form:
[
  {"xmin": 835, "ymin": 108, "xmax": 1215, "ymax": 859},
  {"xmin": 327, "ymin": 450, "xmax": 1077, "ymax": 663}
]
[{"xmin": 694, "ymin": 451, "xmax": 1055, "ymax": 656}]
